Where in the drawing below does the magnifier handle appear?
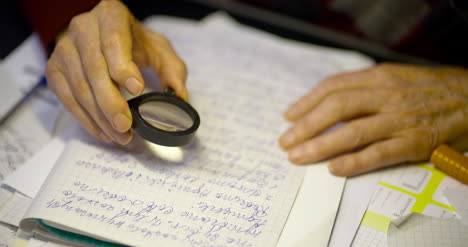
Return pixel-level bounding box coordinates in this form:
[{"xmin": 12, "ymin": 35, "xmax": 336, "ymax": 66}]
[{"xmin": 163, "ymin": 87, "xmax": 176, "ymax": 97}]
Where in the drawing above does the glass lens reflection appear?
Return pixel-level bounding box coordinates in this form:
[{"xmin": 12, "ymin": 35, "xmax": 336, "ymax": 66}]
[{"xmin": 138, "ymin": 101, "xmax": 193, "ymax": 132}]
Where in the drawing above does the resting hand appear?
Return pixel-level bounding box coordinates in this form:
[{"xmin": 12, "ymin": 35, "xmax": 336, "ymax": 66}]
[
  {"xmin": 46, "ymin": 0, "xmax": 187, "ymax": 144},
  {"xmin": 280, "ymin": 63, "xmax": 468, "ymax": 176}
]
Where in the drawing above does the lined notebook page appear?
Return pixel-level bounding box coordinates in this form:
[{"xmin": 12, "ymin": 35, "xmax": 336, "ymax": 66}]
[{"xmin": 21, "ymin": 14, "xmax": 373, "ymax": 246}]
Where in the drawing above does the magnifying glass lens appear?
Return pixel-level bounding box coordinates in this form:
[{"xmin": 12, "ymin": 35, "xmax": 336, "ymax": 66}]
[
  {"xmin": 138, "ymin": 101, "xmax": 193, "ymax": 132},
  {"xmin": 128, "ymin": 90, "xmax": 200, "ymax": 146}
]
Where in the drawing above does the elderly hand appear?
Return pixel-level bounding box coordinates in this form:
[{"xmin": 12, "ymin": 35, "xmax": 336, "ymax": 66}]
[
  {"xmin": 280, "ymin": 63, "xmax": 468, "ymax": 176},
  {"xmin": 46, "ymin": 0, "xmax": 187, "ymax": 145}
]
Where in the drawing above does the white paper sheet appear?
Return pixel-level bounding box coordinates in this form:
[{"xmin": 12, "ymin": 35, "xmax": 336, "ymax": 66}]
[
  {"xmin": 0, "ymin": 223, "xmax": 17, "ymax": 246},
  {"xmin": 150, "ymin": 14, "xmax": 374, "ymax": 246},
  {"xmin": 0, "ymin": 186, "xmax": 15, "ymax": 209},
  {"xmin": 0, "ymin": 192, "xmax": 32, "ymax": 226},
  {"xmin": 0, "ymin": 63, "xmax": 24, "ymax": 121},
  {"xmin": 3, "ymin": 138, "xmax": 66, "ymax": 199},
  {"xmin": 1, "ymin": 34, "xmax": 47, "ymax": 90},
  {"xmin": 444, "ymin": 185, "xmax": 468, "ymax": 225},
  {"xmin": 16, "ymin": 13, "xmax": 376, "ymax": 246},
  {"xmin": 277, "ymin": 163, "xmax": 345, "ymax": 247},
  {"xmin": 0, "ymin": 34, "xmax": 59, "ymax": 182},
  {"xmin": 352, "ymin": 225, "xmax": 387, "ymax": 247},
  {"xmin": 329, "ymin": 172, "xmax": 381, "ymax": 247},
  {"xmin": 387, "ymin": 213, "xmax": 468, "ymax": 247},
  {"xmin": 0, "ymin": 89, "xmax": 61, "ymax": 181},
  {"xmin": 2, "ymin": 13, "xmax": 378, "ymax": 246}
]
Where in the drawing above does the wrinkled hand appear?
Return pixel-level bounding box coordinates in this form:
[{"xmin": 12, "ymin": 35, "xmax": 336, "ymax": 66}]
[
  {"xmin": 46, "ymin": 0, "xmax": 187, "ymax": 145},
  {"xmin": 280, "ymin": 63, "xmax": 468, "ymax": 176}
]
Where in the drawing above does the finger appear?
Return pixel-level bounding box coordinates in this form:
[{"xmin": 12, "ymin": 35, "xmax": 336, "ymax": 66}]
[
  {"xmin": 285, "ymin": 67, "xmax": 375, "ymax": 121},
  {"xmin": 139, "ymin": 24, "xmax": 189, "ymax": 101},
  {"xmin": 327, "ymin": 137, "xmax": 419, "ymax": 176},
  {"xmin": 46, "ymin": 60, "xmax": 111, "ymax": 143},
  {"xmin": 95, "ymin": 0, "xmax": 144, "ymax": 96},
  {"xmin": 287, "ymin": 114, "xmax": 397, "ymax": 165},
  {"xmin": 280, "ymin": 89, "xmax": 383, "ymax": 149},
  {"xmin": 57, "ymin": 36, "xmax": 132, "ymax": 144},
  {"xmin": 69, "ymin": 13, "xmax": 133, "ymax": 138},
  {"xmin": 449, "ymin": 136, "xmax": 468, "ymax": 151}
]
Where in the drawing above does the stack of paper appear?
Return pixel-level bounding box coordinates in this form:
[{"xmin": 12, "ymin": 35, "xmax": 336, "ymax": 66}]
[{"xmin": 0, "ymin": 13, "xmax": 376, "ymax": 247}]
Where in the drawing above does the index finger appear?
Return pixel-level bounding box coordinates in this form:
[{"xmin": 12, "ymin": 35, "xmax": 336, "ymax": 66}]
[
  {"xmin": 284, "ymin": 67, "xmax": 375, "ymax": 121},
  {"xmin": 95, "ymin": 0, "xmax": 144, "ymax": 96},
  {"xmin": 69, "ymin": 13, "xmax": 133, "ymax": 136}
]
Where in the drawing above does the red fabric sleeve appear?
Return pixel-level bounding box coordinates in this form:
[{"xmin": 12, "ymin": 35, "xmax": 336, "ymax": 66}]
[{"xmin": 19, "ymin": 0, "xmax": 100, "ymax": 52}]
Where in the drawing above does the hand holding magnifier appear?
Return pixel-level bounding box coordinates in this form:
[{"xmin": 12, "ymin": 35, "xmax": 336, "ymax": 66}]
[{"xmin": 128, "ymin": 88, "xmax": 200, "ymax": 146}]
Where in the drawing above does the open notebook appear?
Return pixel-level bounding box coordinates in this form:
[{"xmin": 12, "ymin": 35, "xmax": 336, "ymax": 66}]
[{"xmin": 18, "ymin": 13, "xmax": 373, "ymax": 246}]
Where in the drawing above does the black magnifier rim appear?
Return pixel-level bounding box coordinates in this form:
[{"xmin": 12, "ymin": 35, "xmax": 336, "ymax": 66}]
[{"xmin": 128, "ymin": 92, "xmax": 200, "ymax": 147}]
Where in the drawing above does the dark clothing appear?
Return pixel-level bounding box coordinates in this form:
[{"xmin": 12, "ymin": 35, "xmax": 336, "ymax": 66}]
[
  {"xmin": 239, "ymin": 0, "xmax": 468, "ymax": 66},
  {"xmin": 12, "ymin": 0, "xmax": 468, "ymax": 66},
  {"xmin": 18, "ymin": 0, "xmax": 100, "ymax": 52}
]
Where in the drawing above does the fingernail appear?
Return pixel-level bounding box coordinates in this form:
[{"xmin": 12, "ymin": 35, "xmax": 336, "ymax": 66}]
[
  {"xmin": 181, "ymin": 91, "xmax": 189, "ymax": 102},
  {"xmin": 285, "ymin": 106, "xmax": 299, "ymax": 120},
  {"xmin": 125, "ymin": 77, "xmax": 142, "ymax": 96},
  {"xmin": 290, "ymin": 146, "xmax": 305, "ymax": 164},
  {"xmin": 329, "ymin": 160, "xmax": 345, "ymax": 175},
  {"xmin": 280, "ymin": 132, "xmax": 295, "ymax": 148},
  {"xmin": 113, "ymin": 113, "xmax": 132, "ymax": 132},
  {"xmin": 114, "ymin": 132, "xmax": 132, "ymax": 145},
  {"xmin": 100, "ymin": 132, "xmax": 112, "ymax": 143}
]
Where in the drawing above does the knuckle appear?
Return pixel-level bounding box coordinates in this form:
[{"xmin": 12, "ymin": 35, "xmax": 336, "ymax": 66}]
[
  {"xmin": 80, "ymin": 51, "xmax": 105, "ymax": 74},
  {"xmin": 344, "ymin": 155, "xmax": 359, "ymax": 172},
  {"xmin": 101, "ymin": 33, "xmax": 120, "ymax": 50},
  {"xmin": 346, "ymin": 123, "xmax": 365, "ymax": 147},
  {"xmin": 59, "ymin": 92, "xmax": 77, "ymax": 109},
  {"xmin": 153, "ymin": 33, "xmax": 171, "ymax": 46},
  {"xmin": 45, "ymin": 60, "xmax": 57, "ymax": 76},
  {"xmin": 302, "ymin": 113, "xmax": 315, "ymax": 128},
  {"xmin": 53, "ymin": 37, "xmax": 70, "ymax": 55},
  {"xmin": 325, "ymin": 94, "xmax": 344, "ymax": 110},
  {"xmin": 373, "ymin": 63, "xmax": 398, "ymax": 83},
  {"xmin": 96, "ymin": 0, "xmax": 121, "ymax": 11},
  {"xmin": 371, "ymin": 144, "xmax": 386, "ymax": 162},
  {"xmin": 425, "ymin": 127, "xmax": 440, "ymax": 155},
  {"xmin": 419, "ymin": 114, "xmax": 435, "ymax": 127},
  {"xmin": 108, "ymin": 63, "xmax": 128, "ymax": 80},
  {"xmin": 322, "ymin": 94, "xmax": 346, "ymax": 117},
  {"xmin": 291, "ymin": 120, "xmax": 308, "ymax": 142},
  {"xmin": 97, "ymin": 0, "xmax": 113, "ymax": 9},
  {"xmin": 72, "ymin": 80, "xmax": 91, "ymax": 101},
  {"xmin": 406, "ymin": 134, "xmax": 429, "ymax": 160},
  {"xmin": 69, "ymin": 13, "xmax": 90, "ymax": 34},
  {"xmin": 295, "ymin": 121, "xmax": 310, "ymax": 139},
  {"xmin": 320, "ymin": 76, "xmax": 339, "ymax": 89},
  {"xmin": 307, "ymin": 140, "xmax": 325, "ymax": 158},
  {"xmin": 322, "ymin": 72, "xmax": 352, "ymax": 87},
  {"xmin": 97, "ymin": 97, "xmax": 127, "ymax": 115},
  {"xmin": 52, "ymin": 37, "xmax": 75, "ymax": 64},
  {"xmin": 85, "ymin": 49, "xmax": 103, "ymax": 63}
]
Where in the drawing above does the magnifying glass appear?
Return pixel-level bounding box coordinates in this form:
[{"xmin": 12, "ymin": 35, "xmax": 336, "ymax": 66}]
[{"xmin": 127, "ymin": 88, "xmax": 200, "ymax": 147}]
